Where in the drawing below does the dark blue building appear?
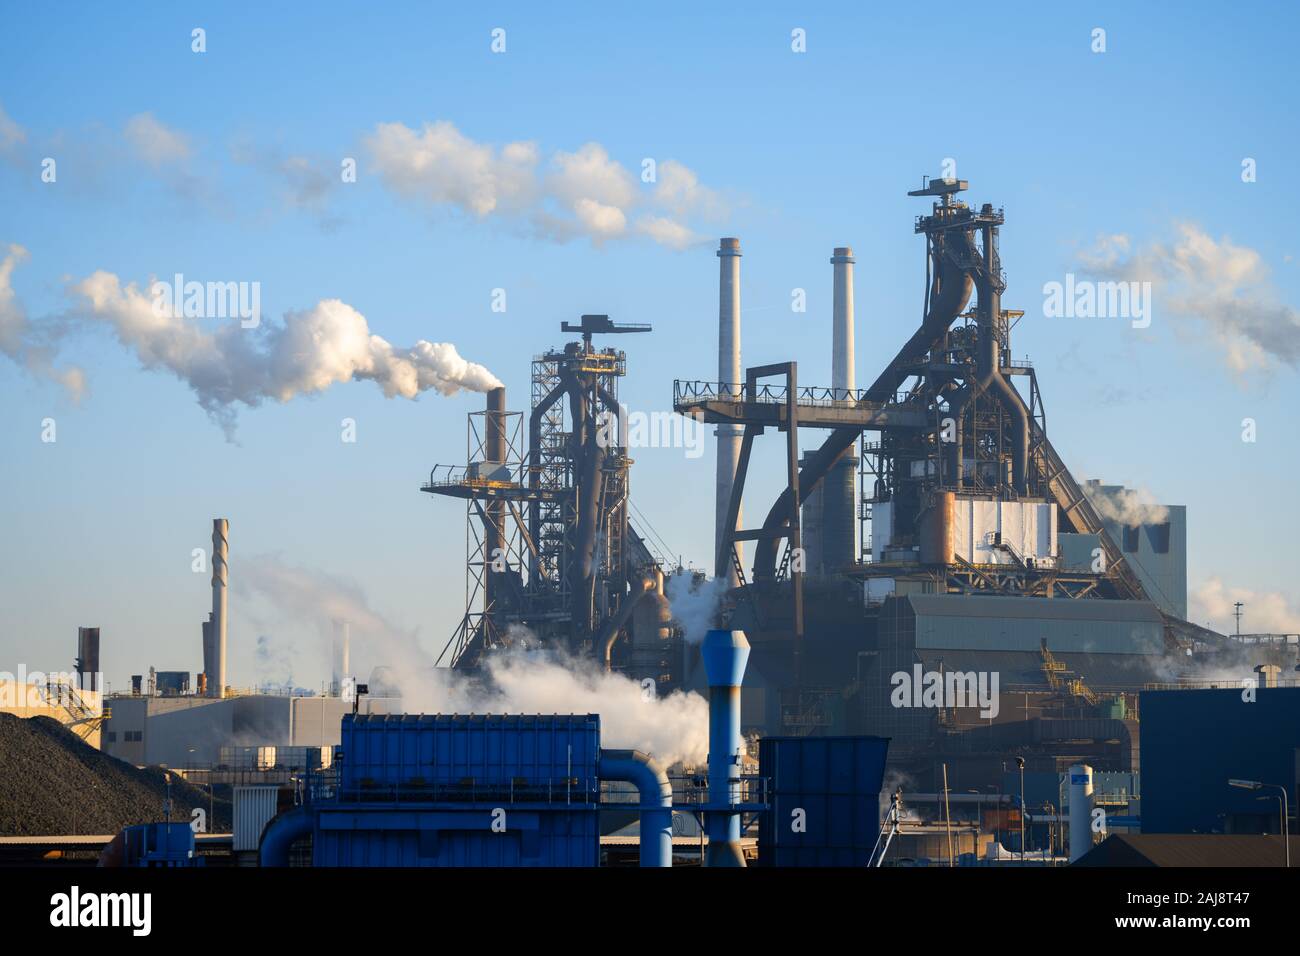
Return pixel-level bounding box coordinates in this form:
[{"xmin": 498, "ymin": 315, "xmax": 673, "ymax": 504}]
[{"xmin": 1139, "ymin": 687, "xmax": 1300, "ymax": 834}]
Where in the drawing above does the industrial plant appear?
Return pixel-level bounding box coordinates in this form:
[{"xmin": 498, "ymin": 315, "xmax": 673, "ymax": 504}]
[{"xmin": 3, "ymin": 176, "xmax": 1297, "ymax": 876}]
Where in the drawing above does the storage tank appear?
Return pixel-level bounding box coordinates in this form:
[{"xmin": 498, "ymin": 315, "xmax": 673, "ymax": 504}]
[{"xmin": 1068, "ymin": 764, "xmax": 1095, "ymax": 863}]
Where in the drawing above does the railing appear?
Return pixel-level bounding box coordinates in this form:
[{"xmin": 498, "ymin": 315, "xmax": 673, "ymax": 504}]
[
  {"xmin": 337, "ymin": 776, "xmax": 602, "ymax": 806},
  {"xmin": 422, "ymin": 462, "xmax": 528, "ymax": 491},
  {"xmin": 674, "ymin": 380, "xmax": 915, "ymax": 409}
]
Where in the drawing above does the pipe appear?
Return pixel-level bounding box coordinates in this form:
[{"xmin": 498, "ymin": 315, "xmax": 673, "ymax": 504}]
[
  {"xmin": 599, "ymin": 749, "xmax": 672, "ymax": 867},
  {"xmin": 716, "ymin": 238, "xmax": 743, "ymax": 587},
  {"xmin": 259, "ymin": 805, "xmax": 313, "ymax": 867},
  {"xmin": 599, "ymin": 574, "xmax": 656, "ymax": 668},
  {"xmin": 702, "ymin": 628, "xmax": 750, "ymax": 866},
  {"xmin": 210, "ymin": 518, "xmax": 229, "ymax": 698}
]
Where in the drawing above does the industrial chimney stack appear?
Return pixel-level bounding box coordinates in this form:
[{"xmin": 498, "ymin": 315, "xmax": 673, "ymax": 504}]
[
  {"xmin": 716, "ymin": 238, "xmax": 743, "ymax": 586},
  {"xmin": 824, "ymin": 247, "xmax": 858, "ymax": 570},
  {"xmin": 210, "ymin": 518, "xmax": 229, "ymax": 698}
]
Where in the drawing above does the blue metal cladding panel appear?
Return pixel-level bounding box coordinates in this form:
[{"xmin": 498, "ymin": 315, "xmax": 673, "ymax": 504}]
[
  {"xmin": 312, "ymin": 805, "xmax": 599, "ymax": 867},
  {"xmin": 339, "ymin": 713, "xmax": 601, "ymax": 791},
  {"xmin": 1140, "ymin": 687, "xmax": 1300, "ymax": 834},
  {"xmin": 756, "ymin": 735, "xmax": 890, "ymax": 867}
]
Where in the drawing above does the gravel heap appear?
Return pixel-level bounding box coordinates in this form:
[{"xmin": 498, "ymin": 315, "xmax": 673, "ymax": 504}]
[{"xmin": 0, "ymin": 714, "xmax": 231, "ymax": 836}]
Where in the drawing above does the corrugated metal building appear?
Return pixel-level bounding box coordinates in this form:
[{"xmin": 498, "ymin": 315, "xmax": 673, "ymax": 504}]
[
  {"xmin": 866, "ymin": 594, "xmax": 1167, "ymax": 745},
  {"xmin": 312, "ymin": 714, "xmax": 602, "ymax": 867}
]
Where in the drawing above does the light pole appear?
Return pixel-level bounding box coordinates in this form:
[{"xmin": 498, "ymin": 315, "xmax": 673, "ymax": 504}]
[
  {"xmin": 1229, "ymin": 778, "xmax": 1290, "ymax": 867},
  {"xmin": 1015, "ymin": 756, "xmax": 1026, "ymax": 865}
]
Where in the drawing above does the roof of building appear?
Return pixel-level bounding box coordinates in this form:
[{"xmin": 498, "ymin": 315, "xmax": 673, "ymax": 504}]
[{"xmin": 1074, "ymin": 833, "xmax": 1298, "ymax": 867}]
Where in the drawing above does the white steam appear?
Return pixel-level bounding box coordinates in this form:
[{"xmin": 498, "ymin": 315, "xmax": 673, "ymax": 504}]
[
  {"xmin": 68, "ymin": 270, "xmax": 501, "ymax": 437},
  {"xmin": 1190, "ymin": 577, "xmax": 1300, "ymax": 636},
  {"xmin": 665, "ymin": 570, "xmax": 726, "ymax": 644},
  {"xmin": 1083, "ymin": 481, "xmax": 1170, "ymax": 528},
  {"xmin": 237, "ymin": 556, "xmax": 708, "ymax": 766}
]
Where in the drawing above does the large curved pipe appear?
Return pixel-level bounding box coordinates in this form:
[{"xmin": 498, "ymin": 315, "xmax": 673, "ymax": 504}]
[
  {"xmin": 259, "ymin": 805, "xmax": 312, "ymax": 867},
  {"xmin": 599, "ymin": 749, "xmax": 673, "ymax": 867},
  {"xmin": 753, "ymin": 233, "xmax": 974, "ymax": 582},
  {"xmin": 599, "ymin": 574, "xmax": 655, "ymax": 668}
]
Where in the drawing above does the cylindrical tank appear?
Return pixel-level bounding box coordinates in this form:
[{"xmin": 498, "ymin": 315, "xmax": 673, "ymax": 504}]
[
  {"xmin": 703, "ymin": 628, "xmax": 750, "ymax": 867},
  {"xmin": 799, "ymin": 453, "xmax": 824, "ymax": 577},
  {"xmin": 1068, "ymin": 763, "xmax": 1094, "ymax": 863}
]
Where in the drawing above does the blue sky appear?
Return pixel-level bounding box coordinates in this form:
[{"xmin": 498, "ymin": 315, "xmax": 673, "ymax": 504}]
[{"xmin": 2, "ymin": 2, "xmax": 1298, "ymax": 689}]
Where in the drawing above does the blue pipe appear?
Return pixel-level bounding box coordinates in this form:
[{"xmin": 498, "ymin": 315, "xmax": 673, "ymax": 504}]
[
  {"xmin": 599, "ymin": 749, "xmax": 672, "ymax": 867},
  {"xmin": 702, "ymin": 628, "xmax": 750, "ymax": 867},
  {"xmin": 259, "ymin": 805, "xmax": 313, "ymax": 867}
]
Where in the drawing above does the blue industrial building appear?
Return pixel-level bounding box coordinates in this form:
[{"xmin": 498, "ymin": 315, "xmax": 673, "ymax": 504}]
[{"xmin": 1139, "ymin": 686, "xmax": 1300, "ymax": 834}]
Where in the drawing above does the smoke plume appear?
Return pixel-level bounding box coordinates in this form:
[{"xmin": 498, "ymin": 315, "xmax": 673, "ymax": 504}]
[
  {"xmin": 237, "ymin": 556, "xmax": 709, "ymax": 766},
  {"xmin": 67, "ymin": 270, "xmax": 501, "ymax": 438},
  {"xmin": 0, "ymin": 243, "xmax": 85, "ymax": 398},
  {"xmin": 1077, "ymin": 224, "xmax": 1300, "ymax": 375},
  {"xmin": 664, "ymin": 570, "xmax": 726, "ymax": 644},
  {"xmin": 1083, "ymin": 481, "xmax": 1170, "ymax": 528},
  {"xmin": 1190, "ymin": 577, "xmax": 1300, "ymax": 636}
]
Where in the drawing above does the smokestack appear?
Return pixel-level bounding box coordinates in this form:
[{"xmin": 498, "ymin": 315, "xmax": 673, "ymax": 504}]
[
  {"xmin": 201, "ymin": 614, "xmax": 213, "ymax": 693},
  {"xmin": 210, "ymin": 518, "xmax": 229, "ymax": 698},
  {"xmin": 824, "ymin": 247, "xmax": 858, "ymax": 571},
  {"xmin": 702, "ymin": 628, "xmax": 750, "ymax": 866},
  {"xmin": 716, "ymin": 239, "xmax": 743, "ymax": 587},
  {"xmin": 484, "ymin": 388, "xmax": 508, "ymax": 627}
]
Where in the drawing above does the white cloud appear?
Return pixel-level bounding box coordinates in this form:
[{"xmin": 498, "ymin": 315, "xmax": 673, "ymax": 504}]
[
  {"xmin": 1191, "ymin": 578, "xmax": 1300, "ymax": 635},
  {"xmin": 363, "ymin": 119, "xmax": 722, "ymax": 249},
  {"xmin": 123, "ymin": 112, "xmax": 193, "ymax": 168},
  {"xmin": 364, "ymin": 120, "xmax": 538, "ymax": 216},
  {"xmin": 1078, "ymin": 224, "xmax": 1300, "ymax": 374}
]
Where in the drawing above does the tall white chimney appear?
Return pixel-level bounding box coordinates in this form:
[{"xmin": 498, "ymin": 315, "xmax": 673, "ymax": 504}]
[
  {"xmin": 824, "ymin": 247, "xmax": 858, "ymax": 569},
  {"xmin": 832, "ymin": 247, "xmax": 855, "ymax": 395},
  {"xmin": 716, "ymin": 238, "xmax": 743, "ymax": 586},
  {"xmin": 210, "ymin": 518, "xmax": 229, "ymax": 698}
]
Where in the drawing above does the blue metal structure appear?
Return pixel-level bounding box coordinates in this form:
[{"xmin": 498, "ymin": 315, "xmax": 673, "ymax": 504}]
[
  {"xmin": 756, "ymin": 735, "xmax": 890, "ymax": 866},
  {"xmin": 598, "ymin": 749, "xmax": 672, "ymax": 867},
  {"xmin": 112, "ymin": 822, "xmax": 203, "ymax": 867},
  {"xmin": 702, "ymin": 628, "xmax": 750, "ymax": 867},
  {"xmin": 1140, "ymin": 687, "xmax": 1300, "ymax": 834}
]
